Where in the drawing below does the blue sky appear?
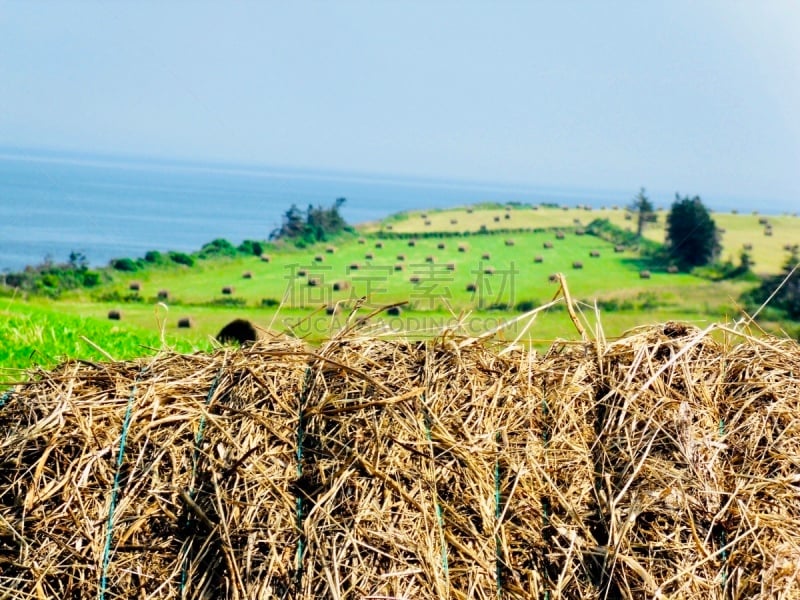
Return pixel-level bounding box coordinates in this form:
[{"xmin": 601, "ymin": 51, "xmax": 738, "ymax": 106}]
[{"xmin": 1, "ymin": 1, "xmax": 798, "ymax": 208}]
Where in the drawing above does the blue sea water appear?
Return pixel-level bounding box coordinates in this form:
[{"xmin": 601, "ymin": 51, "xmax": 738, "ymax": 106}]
[{"xmin": 0, "ymin": 149, "xmax": 750, "ymax": 273}]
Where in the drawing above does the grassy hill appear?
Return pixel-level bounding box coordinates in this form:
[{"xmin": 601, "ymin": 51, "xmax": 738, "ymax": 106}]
[{"xmin": 2, "ymin": 203, "xmax": 796, "ymax": 384}]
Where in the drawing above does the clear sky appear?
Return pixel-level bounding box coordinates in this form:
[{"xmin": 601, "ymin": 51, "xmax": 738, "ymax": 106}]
[{"xmin": 1, "ymin": 1, "xmax": 798, "ymax": 208}]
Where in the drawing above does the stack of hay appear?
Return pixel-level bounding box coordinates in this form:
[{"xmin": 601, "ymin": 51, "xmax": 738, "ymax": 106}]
[{"xmin": 1, "ymin": 322, "xmax": 799, "ymax": 599}]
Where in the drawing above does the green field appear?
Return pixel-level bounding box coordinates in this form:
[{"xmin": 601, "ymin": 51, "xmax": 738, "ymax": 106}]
[{"xmin": 2, "ymin": 204, "xmax": 796, "ymax": 385}]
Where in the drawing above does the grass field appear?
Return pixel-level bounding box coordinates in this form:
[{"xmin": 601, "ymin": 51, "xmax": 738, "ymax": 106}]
[{"xmin": 2, "ymin": 204, "xmax": 795, "ymax": 382}]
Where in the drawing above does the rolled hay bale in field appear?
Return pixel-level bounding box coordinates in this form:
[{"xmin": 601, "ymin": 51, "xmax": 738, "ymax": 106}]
[
  {"xmin": 260, "ymin": 253, "xmax": 271, "ymax": 262},
  {"xmin": 375, "ymin": 241, "xmax": 384, "ymax": 249},
  {"xmin": 493, "ymin": 215, "xmax": 501, "ymax": 222},
  {"xmin": 572, "ymin": 261, "xmax": 584, "ymax": 269},
  {"xmin": 482, "ymin": 252, "xmax": 491, "ymax": 260},
  {"xmin": 504, "ymin": 213, "xmax": 511, "ymax": 219},
  {"xmin": 450, "ymin": 218, "xmax": 458, "ymax": 225},
  {"xmin": 242, "ymin": 271, "xmax": 253, "ymax": 279},
  {"xmin": 396, "ymin": 254, "xmax": 406, "ymax": 261},
  {"xmin": 385, "ymin": 305, "xmax": 402, "ymax": 316},
  {"xmin": 394, "ymin": 263, "xmax": 404, "ymax": 271},
  {"xmin": 424, "ymin": 220, "xmax": 432, "ymax": 226},
  {"xmin": 325, "ymin": 303, "xmax": 341, "ymax": 315},
  {"xmin": 576, "ymin": 228, "xmax": 586, "ymax": 236},
  {"xmin": 307, "ymin": 277, "xmax": 321, "ymax": 287},
  {"xmin": 589, "ymin": 250, "xmax": 600, "ymax": 258},
  {"xmin": 409, "ymin": 275, "xmax": 421, "ymax": 284},
  {"xmin": 177, "ymin": 316, "xmax": 193, "ymax": 328},
  {"xmin": 425, "ymin": 255, "xmax": 434, "ymax": 263},
  {"xmin": 358, "ymin": 237, "xmax": 366, "ymax": 244},
  {"xmin": 667, "ymin": 265, "xmax": 679, "ymax": 273},
  {"xmin": 325, "ymin": 246, "xmax": 336, "ymax": 254},
  {"xmin": 128, "ymin": 281, "xmax": 141, "ymax": 292},
  {"xmin": 614, "ymin": 244, "xmax": 625, "ymax": 253},
  {"xmin": 639, "ymin": 270, "xmax": 652, "ymax": 279},
  {"xmin": 534, "ymin": 255, "xmax": 544, "ymax": 263},
  {"xmin": 332, "ymin": 280, "xmax": 350, "ymax": 292},
  {"xmin": 466, "ymin": 282, "xmax": 477, "ymax": 292},
  {"xmin": 157, "ymin": 289, "xmax": 170, "ymax": 300},
  {"xmin": 484, "ymin": 266, "xmax": 495, "ymax": 275},
  {"xmin": 548, "ymin": 273, "xmax": 558, "ymax": 282},
  {"xmin": 458, "ymin": 243, "xmax": 468, "ymax": 252},
  {"xmin": 543, "ymin": 241, "xmax": 554, "ymax": 249},
  {"xmin": 221, "ymin": 285, "xmax": 235, "ymax": 295},
  {"xmin": 297, "ymin": 268, "xmax": 308, "ymax": 277},
  {"xmin": 216, "ymin": 318, "xmax": 274, "ymax": 345},
  {"xmin": 107, "ymin": 309, "xmax": 121, "ymax": 320},
  {"xmin": 555, "ymin": 231, "xmax": 565, "ymax": 240},
  {"xmin": 505, "ymin": 239, "xmax": 515, "ymax": 246},
  {"xmin": 365, "ymin": 252, "xmax": 374, "ymax": 260},
  {"xmin": 408, "ymin": 239, "xmax": 417, "ymax": 247},
  {"xmin": 314, "ymin": 254, "xmax": 324, "ymax": 262},
  {"xmin": 446, "ymin": 262, "xmax": 456, "ymax": 271},
  {"xmin": 5, "ymin": 320, "xmax": 800, "ymax": 599},
  {"xmin": 466, "ymin": 207, "xmax": 474, "ymax": 213},
  {"xmin": 437, "ymin": 242, "xmax": 446, "ymax": 249}
]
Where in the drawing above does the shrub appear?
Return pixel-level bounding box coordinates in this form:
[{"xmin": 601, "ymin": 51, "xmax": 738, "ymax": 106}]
[
  {"xmin": 198, "ymin": 238, "xmax": 237, "ymax": 259},
  {"xmin": 238, "ymin": 240, "xmax": 264, "ymax": 256},
  {"xmin": 168, "ymin": 252, "xmax": 194, "ymax": 267},
  {"xmin": 110, "ymin": 258, "xmax": 138, "ymax": 272}
]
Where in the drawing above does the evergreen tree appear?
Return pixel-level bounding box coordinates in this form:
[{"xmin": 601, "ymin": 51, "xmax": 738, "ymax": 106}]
[
  {"xmin": 628, "ymin": 187, "xmax": 656, "ymax": 238},
  {"xmin": 666, "ymin": 194, "xmax": 721, "ymax": 268}
]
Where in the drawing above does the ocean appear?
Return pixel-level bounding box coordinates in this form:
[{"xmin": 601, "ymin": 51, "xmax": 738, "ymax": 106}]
[{"xmin": 0, "ymin": 150, "xmax": 740, "ymax": 273}]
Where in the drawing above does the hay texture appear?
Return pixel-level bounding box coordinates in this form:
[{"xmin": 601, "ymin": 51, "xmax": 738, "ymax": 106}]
[{"xmin": 1, "ymin": 323, "xmax": 800, "ymax": 599}]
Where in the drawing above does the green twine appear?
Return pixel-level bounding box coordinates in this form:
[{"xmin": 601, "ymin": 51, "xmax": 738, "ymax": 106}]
[
  {"xmin": 294, "ymin": 366, "xmax": 314, "ymax": 589},
  {"xmin": 98, "ymin": 368, "xmax": 148, "ymax": 600},
  {"xmin": 495, "ymin": 431, "xmax": 503, "ymax": 599},
  {"xmin": 179, "ymin": 367, "xmax": 224, "ymax": 594},
  {"xmin": 0, "ymin": 389, "xmax": 11, "ymax": 410},
  {"xmin": 422, "ymin": 404, "xmax": 449, "ymax": 577}
]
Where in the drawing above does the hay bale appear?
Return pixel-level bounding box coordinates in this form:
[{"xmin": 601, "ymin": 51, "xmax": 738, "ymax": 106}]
[
  {"xmin": 482, "ymin": 252, "xmax": 491, "ymax": 260},
  {"xmin": 396, "ymin": 254, "xmax": 406, "ymax": 261},
  {"xmin": 534, "ymin": 255, "xmax": 544, "ymax": 263},
  {"xmin": 260, "ymin": 253, "xmax": 271, "ymax": 262},
  {"xmin": 639, "ymin": 269, "xmax": 651, "ymax": 279},
  {"xmin": 555, "ymin": 231, "xmax": 565, "ymax": 240},
  {"xmin": 424, "ymin": 220, "xmax": 432, "ymax": 226},
  {"xmin": 437, "ymin": 242, "xmax": 446, "ymax": 249},
  {"xmin": 614, "ymin": 245, "xmax": 625, "ymax": 253},
  {"xmin": 242, "ymin": 271, "xmax": 253, "ymax": 279},
  {"xmin": 504, "ymin": 213, "xmax": 510, "ymax": 219},
  {"xmin": 365, "ymin": 252, "xmax": 374, "ymax": 260},
  {"xmin": 386, "ymin": 224, "xmax": 393, "ymax": 230},
  {"xmin": 425, "ymin": 255, "xmax": 434, "ymax": 263},
  {"xmin": 358, "ymin": 237, "xmax": 366, "ymax": 244},
  {"xmin": 667, "ymin": 265, "xmax": 679, "ymax": 273},
  {"xmin": 128, "ymin": 281, "xmax": 141, "ymax": 292},
  {"xmin": 308, "ymin": 277, "xmax": 321, "ymax": 287},
  {"xmin": 458, "ymin": 244, "xmax": 468, "ymax": 253},
  {"xmin": 385, "ymin": 306, "xmax": 402, "ymax": 316},
  {"xmin": 466, "ymin": 207, "xmax": 474, "ymax": 213},
  {"xmin": 466, "ymin": 282, "xmax": 477, "ymax": 292},
  {"xmin": 743, "ymin": 243, "xmax": 753, "ymax": 251},
  {"xmin": 332, "ymin": 280, "xmax": 351, "ymax": 291},
  {"xmin": 349, "ymin": 263, "xmax": 360, "ymax": 271},
  {"xmin": 409, "ymin": 276, "xmax": 421, "ymax": 284},
  {"xmin": 107, "ymin": 309, "xmax": 121, "ymax": 320},
  {"xmin": 325, "ymin": 304, "xmax": 341, "ymax": 315},
  {"xmin": 450, "ymin": 219, "xmax": 458, "ymax": 225},
  {"xmin": 576, "ymin": 229, "xmax": 585, "ymax": 236},
  {"xmin": 297, "ymin": 269, "xmax": 308, "ymax": 277},
  {"xmin": 177, "ymin": 317, "xmax": 193, "ymax": 328},
  {"xmin": 493, "ymin": 216, "xmax": 500, "ymax": 222},
  {"xmin": 221, "ymin": 286, "xmax": 235, "ymax": 295},
  {"xmin": 325, "ymin": 246, "xmax": 336, "ymax": 254},
  {"xmin": 543, "ymin": 241, "xmax": 554, "ymax": 249},
  {"xmin": 505, "ymin": 239, "xmax": 515, "ymax": 246},
  {"xmin": 446, "ymin": 262, "xmax": 456, "ymax": 271},
  {"xmin": 408, "ymin": 239, "xmax": 417, "ymax": 247},
  {"xmin": 484, "ymin": 266, "xmax": 495, "ymax": 275},
  {"xmin": 572, "ymin": 261, "xmax": 583, "ymax": 269},
  {"xmin": 157, "ymin": 289, "xmax": 169, "ymax": 300},
  {"xmin": 548, "ymin": 273, "xmax": 558, "ymax": 282},
  {"xmin": 375, "ymin": 241, "xmax": 384, "ymax": 249},
  {"xmin": 394, "ymin": 263, "xmax": 404, "ymax": 271},
  {"xmin": 314, "ymin": 255, "xmax": 324, "ymax": 262},
  {"xmin": 589, "ymin": 250, "xmax": 600, "ymax": 258}
]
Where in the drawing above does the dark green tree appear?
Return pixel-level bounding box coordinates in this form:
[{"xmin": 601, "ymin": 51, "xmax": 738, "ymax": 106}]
[
  {"xmin": 666, "ymin": 194, "xmax": 721, "ymax": 268},
  {"xmin": 271, "ymin": 198, "xmax": 348, "ymax": 243},
  {"xmin": 628, "ymin": 187, "xmax": 656, "ymax": 238}
]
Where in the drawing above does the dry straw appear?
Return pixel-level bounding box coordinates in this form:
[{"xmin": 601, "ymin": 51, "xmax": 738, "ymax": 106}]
[{"xmin": 1, "ymin": 293, "xmax": 799, "ymax": 599}]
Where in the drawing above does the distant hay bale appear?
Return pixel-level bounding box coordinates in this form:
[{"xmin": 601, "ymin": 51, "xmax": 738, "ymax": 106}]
[
  {"xmin": 297, "ymin": 269, "xmax": 308, "ymax": 277},
  {"xmin": 358, "ymin": 238, "xmax": 366, "ymax": 244},
  {"xmin": 425, "ymin": 255, "xmax": 434, "ymax": 263},
  {"xmin": 424, "ymin": 220, "xmax": 431, "ymax": 226},
  {"xmin": 667, "ymin": 265, "xmax": 679, "ymax": 273},
  {"xmin": 504, "ymin": 213, "xmax": 510, "ymax": 220},
  {"xmin": 743, "ymin": 243, "xmax": 753, "ymax": 251},
  {"xmin": 573, "ymin": 218, "xmax": 582, "ymax": 225},
  {"xmin": 107, "ymin": 309, "xmax": 121, "ymax": 320},
  {"xmin": 466, "ymin": 207, "xmax": 474, "ymax": 213},
  {"xmin": 375, "ymin": 241, "xmax": 384, "ymax": 249},
  {"xmin": 386, "ymin": 224, "xmax": 393, "ymax": 230},
  {"xmin": 221, "ymin": 286, "xmax": 235, "ymax": 295},
  {"xmin": 408, "ymin": 239, "xmax": 416, "ymax": 247},
  {"xmin": 242, "ymin": 271, "xmax": 253, "ymax": 279},
  {"xmin": 614, "ymin": 245, "xmax": 625, "ymax": 253},
  {"xmin": 482, "ymin": 252, "xmax": 491, "ymax": 260},
  {"xmin": 624, "ymin": 213, "xmax": 632, "ymax": 220},
  {"xmin": 639, "ymin": 270, "xmax": 652, "ymax": 279},
  {"xmin": 385, "ymin": 306, "xmax": 402, "ymax": 316},
  {"xmin": 589, "ymin": 251, "xmax": 600, "ymax": 258},
  {"xmin": 543, "ymin": 241, "xmax": 554, "ymax": 249},
  {"xmin": 308, "ymin": 277, "xmax": 321, "ymax": 287},
  {"xmin": 576, "ymin": 229, "xmax": 585, "ymax": 236},
  {"xmin": 446, "ymin": 263, "xmax": 456, "ymax": 271},
  {"xmin": 572, "ymin": 261, "xmax": 583, "ymax": 269},
  {"xmin": 332, "ymin": 280, "xmax": 351, "ymax": 291},
  {"xmin": 365, "ymin": 253, "xmax": 374, "ymax": 260},
  {"xmin": 157, "ymin": 289, "xmax": 169, "ymax": 300},
  {"xmin": 349, "ymin": 263, "xmax": 360, "ymax": 271},
  {"xmin": 396, "ymin": 254, "xmax": 406, "ymax": 261},
  {"xmin": 437, "ymin": 242, "xmax": 446, "ymax": 249},
  {"xmin": 314, "ymin": 255, "xmax": 324, "ymax": 262},
  {"xmin": 177, "ymin": 317, "xmax": 193, "ymax": 328},
  {"xmin": 466, "ymin": 282, "xmax": 477, "ymax": 292},
  {"xmin": 325, "ymin": 246, "xmax": 336, "ymax": 254},
  {"xmin": 548, "ymin": 273, "xmax": 558, "ymax": 282},
  {"xmin": 409, "ymin": 276, "xmax": 421, "ymax": 284},
  {"xmin": 458, "ymin": 244, "xmax": 468, "ymax": 252},
  {"xmin": 758, "ymin": 217, "xmax": 769, "ymax": 225},
  {"xmin": 421, "ymin": 213, "xmax": 427, "ymax": 219},
  {"xmin": 493, "ymin": 216, "xmax": 500, "ymax": 222},
  {"xmin": 555, "ymin": 231, "xmax": 565, "ymax": 240},
  {"xmin": 534, "ymin": 255, "xmax": 544, "ymax": 263},
  {"xmin": 784, "ymin": 244, "xmax": 794, "ymax": 251},
  {"xmin": 765, "ymin": 229, "xmax": 773, "ymax": 236},
  {"xmin": 260, "ymin": 254, "xmax": 271, "ymax": 262},
  {"xmin": 215, "ymin": 318, "xmax": 265, "ymax": 344},
  {"xmin": 450, "ymin": 219, "xmax": 458, "ymax": 225},
  {"xmin": 505, "ymin": 239, "xmax": 515, "ymax": 246},
  {"xmin": 128, "ymin": 281, "xmax": 141, "ymax": 292},
  {"xmin": 325, "ymin": 304, "xmax": 341, "ymax": 315},
  {"xmin": 484, "ymin": 266, "xmax": 495, "ymax": 275},
  {"xmin": 394, "ymin": 263, "xmax": 404, "ymax": 271}
]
